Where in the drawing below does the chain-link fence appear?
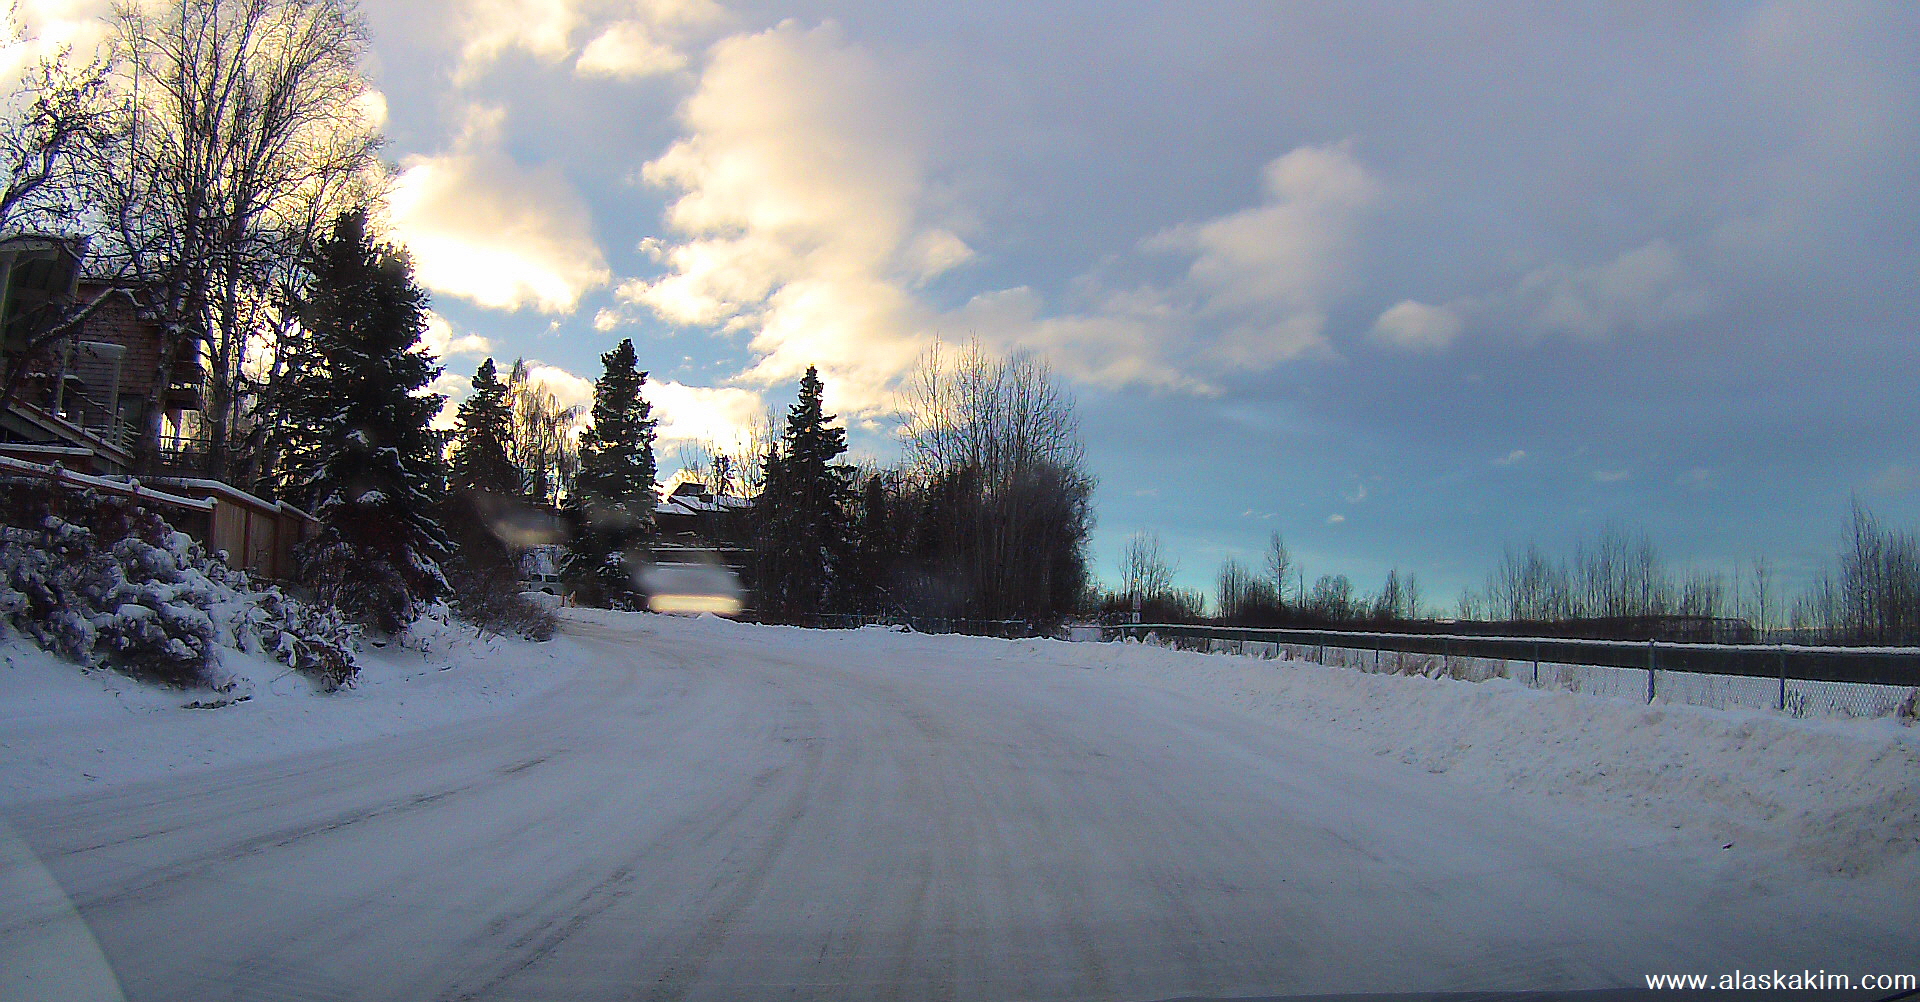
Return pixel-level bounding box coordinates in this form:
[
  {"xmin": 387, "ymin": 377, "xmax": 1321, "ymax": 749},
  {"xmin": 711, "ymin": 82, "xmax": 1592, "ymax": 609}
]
[{"xmin": 1108, "ymin": 625, "xmax": 1920, "ymax": 720}]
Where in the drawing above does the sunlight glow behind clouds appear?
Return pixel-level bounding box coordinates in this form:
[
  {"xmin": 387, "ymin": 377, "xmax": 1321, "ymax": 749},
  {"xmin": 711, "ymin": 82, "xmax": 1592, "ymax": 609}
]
[
  {"xmin": 620, "ymin": 21, "xmax": 972, "ymax": 412},
  {"xmin": 388, "ymin": 143, "xmax": 611, "ymax": 314},
  {"xmin": 624, "ymin": 27, "xmax": 1388, "ymax": 409}
]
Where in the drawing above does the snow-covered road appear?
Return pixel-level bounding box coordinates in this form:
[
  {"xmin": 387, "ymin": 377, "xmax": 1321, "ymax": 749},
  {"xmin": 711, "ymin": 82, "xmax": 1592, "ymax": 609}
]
[{"xmin": 4, "ymin": 611, "xmax": 1914, "ymax": 1001}]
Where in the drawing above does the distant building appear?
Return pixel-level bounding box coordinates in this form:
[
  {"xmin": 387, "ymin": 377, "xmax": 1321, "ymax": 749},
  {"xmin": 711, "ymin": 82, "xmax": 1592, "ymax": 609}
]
[{"xmin": 653, "ymin": 479, "xmax": 752, "ymax": 569}]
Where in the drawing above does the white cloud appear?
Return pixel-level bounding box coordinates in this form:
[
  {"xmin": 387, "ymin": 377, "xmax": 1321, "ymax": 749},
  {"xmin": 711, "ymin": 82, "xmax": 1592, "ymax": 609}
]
[
  {"xmin": 352, "ymin": 87, "xmax": 389, "ymax": 131},
  {"xmin": 420, "ymin": 311, "xmax": 493, "ymax": 359},
  {"xmin": 450, "ymin": 0, "xmax": 584, "ymax": 82},
  {"xmin": 508, "ymin": 359, "xmax": 762, "ymax": 454},
  {"xmin": 1325, "ymin": 513, "xmax": 1346, "ymax": 525},
  {"xmin": 644, "ymin": 380, "xmax": 763, "ymax": 451},
  {"xmin": 1151, "ymin": 144, "xmax": 1378, "ymax": 315},
  {"xmin": 427, "ymin": 371, "xmax": 473, "ymax": 430},
  {"xmin": 1516, "ymin": 240, "xmax": 1709, "ymax": 340},
  {"xmin": 386, "ymin": 112, "xmax": 611, "ymax": 314},
  {"xmin": 576, "ymin": 19, "xmax": 685, "ymax": 78},
  {"xmin": 1, "ymin": 2, "xmax": 114, "ymax": 76},
  {"xmin": 621, "ymin": 21, "xmax": 972, "ymax": 411},
  {"xmin": 1372, "ymin": 300, "xmax": 1464, "ymax": 352},
  {"xmin": 517, "ymin": 360, "xmax": 597, "ymax": 412},
  {"xmin": 449, "ymin": 0, "xmax": 731, "ymax": 83},
  {"xmin": 1591, "ymin": 469, "xmax": 1632, "ymax": 483},
  {"xmin": 624, "ymin": 24, "xmax": 1382, "ymax": 406},
  {"xmin": 1493, "ymin": 449, "xmax": 1528, "ymax": 466},
  {"xmin": 1139, "ymin": 143, "xmax": 1380, "ymax": 368}
]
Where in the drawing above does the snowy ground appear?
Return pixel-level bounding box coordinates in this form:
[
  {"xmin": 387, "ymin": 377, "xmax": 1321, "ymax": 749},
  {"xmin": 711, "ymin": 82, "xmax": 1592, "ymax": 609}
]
[
  {"xmin": 1, "ymin": 610, "xmax": 1915, "ymax": 1001},
  {"xmin": 0, "ymin": 618, "xmax": 578, "ymax": 804}
]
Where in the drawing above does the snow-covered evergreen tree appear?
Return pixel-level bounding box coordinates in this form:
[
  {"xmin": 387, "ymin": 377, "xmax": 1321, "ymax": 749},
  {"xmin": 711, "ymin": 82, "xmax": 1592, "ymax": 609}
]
[
  {"xmin": 287, "ymin": 210, "xmax": 451, "ymax": 633},
  {"xmin": 562, "ymin": 338, "xmax": 656, "ymax": 605},
  {"xmin": 443, "ymin": 355, "xmax": 524, "ymax": 593},
  {"xmin": 447, "ymin": 357, "xmax": 520, "ymax": 497},
  {"xmin": 756, "ymin": 366, "xmax": 857, "ymax": 616}
]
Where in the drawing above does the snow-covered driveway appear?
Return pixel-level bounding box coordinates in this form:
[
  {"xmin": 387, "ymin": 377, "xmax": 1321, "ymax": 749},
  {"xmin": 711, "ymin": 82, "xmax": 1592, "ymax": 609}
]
[{"xmin": 4, "ymin": 611, "xmax": 1915, "ymax": 1001}]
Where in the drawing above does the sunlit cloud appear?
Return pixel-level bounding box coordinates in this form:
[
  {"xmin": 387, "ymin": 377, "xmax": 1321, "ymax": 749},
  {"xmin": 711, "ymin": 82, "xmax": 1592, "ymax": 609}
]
[
  {"xmin": 448, "ymin": 0, "xmax": 731, "ymax": 83},
  {"xmin": 386, "ymin": 106, "xmax": 611, "ymax": 314},
  {"xmin": 420, "ymin": 311, "xmax": 493, "ymax": 360},
  {"xmin": 621, "ymin": 20, "xmax": 971, "ymax": 412},
  {"xmin": 575, "ymin": 19, "xmax": 686, "ymax": 78},
  {"xmin": 427, "ymin": 371, "xmax": 473, "ymax": 430},
  {"xmin": 517, "ymin": 360, "xmax": 597, "ymax": 412},
  {"xmin": 645, "ymin": 380, "xmax": 762, "ymax": 451},
  {"xmin": 501, "ymin": 360, "xmax": 762, "ymax": 455},
  {"xmin": 449, "ymin": 0, "xmax": 583, "ymax": 82},
  {"xmin": 629, "ymin": 38, "xmax": 1383, "ymax": 408}
]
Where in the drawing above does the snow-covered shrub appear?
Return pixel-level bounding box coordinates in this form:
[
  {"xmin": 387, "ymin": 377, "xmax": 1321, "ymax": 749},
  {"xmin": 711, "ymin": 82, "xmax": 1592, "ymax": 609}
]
[
  {"xmin": 0, "ymin": 478, "xmax": 360, "ymax": 688},
  {"xmin": 0, "ymin": 516, "xmax": 108, "ymax": 661},
  {"xmin": 90, "ymin": 529, "xmax": 223, "ymax": 685},
  {"xmin": 245, "ymin": 587, "xmax": 359, "ymax": 691},
  {"xmin": 0, "ymin": 494, "xmax": 218, "ymax": 685}
]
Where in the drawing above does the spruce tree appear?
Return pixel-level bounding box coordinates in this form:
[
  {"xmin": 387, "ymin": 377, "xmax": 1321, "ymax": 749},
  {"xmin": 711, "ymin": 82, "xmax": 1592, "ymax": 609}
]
[
  {"xmin": 448, "ymin": 358, "xmax": 519, "ymax": 497},
  {"xmin": 287, "ymin": 210, "xmax": 451, "ymax": 633},
  {"xmin": 444, "ymin": 356, "xmax": 522, "ymax": 584},
  {"xmin": 756, "ymin": 366, "xmax": 856, "ymax": 617},
  {"xmin": 563, "ymin": 338, "xmax": 657, "ymax": 605}
]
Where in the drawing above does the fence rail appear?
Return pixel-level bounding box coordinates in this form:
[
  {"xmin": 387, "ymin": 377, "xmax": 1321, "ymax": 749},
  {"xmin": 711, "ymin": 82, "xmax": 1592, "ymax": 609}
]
[{"xmin": 1107, "ymin": 623, "xmax": 1919, "ymax": 691}]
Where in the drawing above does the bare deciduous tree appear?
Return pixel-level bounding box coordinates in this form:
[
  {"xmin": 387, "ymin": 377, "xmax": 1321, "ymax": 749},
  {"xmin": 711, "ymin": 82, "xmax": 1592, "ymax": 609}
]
[
  {"xmin": 1795, "ymin": 502, "xmax": 1920, "ymax": 644},
  {"xmin": 899, "ymin": 340, "xmax": 1094, "ymax": 622},
  {"xmin": 1265, "ymin": 531, "xmax": 1292, "ymax": 608},
  {"xmin": 98, "ymin": 0, "xmax": 383, "ymax": 480},
  {"xmin": 0, "ymin": 18, "xmax": 126, "ymax": 413},
  {"xmin": 505, "ymin": 358, "xmax": 581, "ymax": 505},
  {"xmin": 1120, "ymin": 531, "xmax": 1174, "ymax": 605}
]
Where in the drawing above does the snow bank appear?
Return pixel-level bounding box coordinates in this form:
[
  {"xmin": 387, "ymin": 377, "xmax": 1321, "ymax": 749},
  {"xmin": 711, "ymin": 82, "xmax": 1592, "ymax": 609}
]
[
  {"xmin": 1067, "ymin": 642, "xmax": 1920, "ymax": 877},
  {"xmin": 643, "ymin": 614, "xmax": 1920, "ymax": 888},
  {"xmin": 0, "ymin": 624, "xmax": 580, "ymax": 805}
]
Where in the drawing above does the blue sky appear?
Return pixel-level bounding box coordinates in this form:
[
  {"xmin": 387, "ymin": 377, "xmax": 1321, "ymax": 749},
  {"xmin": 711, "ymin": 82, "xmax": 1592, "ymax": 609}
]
[{"xmin": 30, "ymin": 1, "xmax": 1920, "ymax": 603}]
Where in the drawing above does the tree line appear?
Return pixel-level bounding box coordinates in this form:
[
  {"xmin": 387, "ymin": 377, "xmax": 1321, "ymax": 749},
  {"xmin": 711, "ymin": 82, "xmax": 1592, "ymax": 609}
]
[
  {"xmin": 541, "ymin": 341, "xmax": 1098, "ymax": 630},
  {"xmin": 1113, "ymin": 508, "xmax": 1920, "ymax": 646}
]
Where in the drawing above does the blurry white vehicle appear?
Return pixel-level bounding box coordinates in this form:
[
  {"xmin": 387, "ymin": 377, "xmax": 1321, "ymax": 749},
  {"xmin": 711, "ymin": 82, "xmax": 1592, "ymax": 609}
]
[{"xmin": 639, "ymin": 557, "xmax": 745, "ymax": 616}]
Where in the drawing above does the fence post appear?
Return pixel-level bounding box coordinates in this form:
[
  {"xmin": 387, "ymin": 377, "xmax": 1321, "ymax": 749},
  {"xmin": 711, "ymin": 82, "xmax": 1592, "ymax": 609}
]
[
  {"xmin": 1532, "ymin": 640, "xmax": 1541, "ymax": 689},
  {"xmin": 1777, "ymin": 647, "xmax": 1787, "ymax": 712},
  {"xmin": 1646, "ymin": 640, "xmax": 1657, "ymax": 703}
]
